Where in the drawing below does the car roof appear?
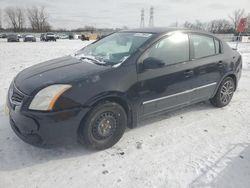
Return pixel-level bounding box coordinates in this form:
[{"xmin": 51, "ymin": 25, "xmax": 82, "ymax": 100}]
[
  {"xmin": 121, "ymin": 27, "xmax": 218, "ymax": 38},
  {"xmin": 122, "ymin": 27, "xmax": 188, "ymax": 34},
  {"xmin": 8, "ymin": 34, "xmax": 18, "ymax": 36}
]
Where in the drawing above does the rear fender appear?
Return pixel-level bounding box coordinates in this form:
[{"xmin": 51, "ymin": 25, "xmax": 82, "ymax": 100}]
[{"xmin": 211, "ymin": 72, "xmax": 237, "ymax": 98}]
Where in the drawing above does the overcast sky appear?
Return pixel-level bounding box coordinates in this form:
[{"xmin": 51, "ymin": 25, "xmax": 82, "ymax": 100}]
[{"xmin": 0, "ymin": 0, "xmax": 249, "ymax": 29}]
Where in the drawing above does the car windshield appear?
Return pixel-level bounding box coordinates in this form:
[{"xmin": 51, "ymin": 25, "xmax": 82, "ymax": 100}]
[
  {"xmin": 8, "ymin": 34, "xmax": 17, "ymax": 37},
  {"xmin": 75, "ymin": 32, "xmax": 154, "ymax": 66}
]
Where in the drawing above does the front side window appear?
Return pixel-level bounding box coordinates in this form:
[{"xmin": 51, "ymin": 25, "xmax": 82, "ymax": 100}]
[
  {"xmin": 141, "ymin": 33, "xmax": 189, "ymax": 66},
  {"xmin": 190, "ymin": 34, "xmax": 215, "ymax": 59},
  {"xmin": 75, "ymin": 32, "xmax": 154, "ymax": 65}
]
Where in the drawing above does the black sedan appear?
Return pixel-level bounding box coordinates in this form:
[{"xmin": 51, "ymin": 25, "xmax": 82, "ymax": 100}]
[
  {"xmin": 44, "ymin": 32, "xmax": 57, "ymax": 41},
  {"xmin": 6, "ymin": 28, "xmax": 242, "ymax": 149},
  {"xmin": 7, "ymin": 34, "xmax": 20, "ymax": 42},
  {"xmin": 24, "ymin": 34, "xmax": 36, "ymax": 42},
  {"xmin": 0, "ymin": 33, "xmax": 8, "ymax": 38}
]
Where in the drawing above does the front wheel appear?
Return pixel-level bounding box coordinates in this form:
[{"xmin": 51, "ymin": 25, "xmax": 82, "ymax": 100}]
[
  {"xmin": 78, "ymin": 101, "xmax": 127, "ymax": 150},
  {"xmin": 210, "ymin": 77, "xmax": 235, "ymax": 107}
]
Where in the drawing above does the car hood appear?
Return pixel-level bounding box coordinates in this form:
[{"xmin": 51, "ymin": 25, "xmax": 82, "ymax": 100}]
[
  {"xmin": 14, "ymin": 55, "xmax": 110, "ymax": 95},
  {"xmin": 8, "ymin": 36, "xmax": 18, "ymax": 39}
]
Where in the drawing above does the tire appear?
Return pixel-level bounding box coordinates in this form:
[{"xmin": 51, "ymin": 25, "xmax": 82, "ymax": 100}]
[
  {"xmin": 210, "ymin": 77, "xmax": 235, "ymax": 107},
  {"xmin": 78, "ymin": 101, "xmax": 127, "ymax": 150}
]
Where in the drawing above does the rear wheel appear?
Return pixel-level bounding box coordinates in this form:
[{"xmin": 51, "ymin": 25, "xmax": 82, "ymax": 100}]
[
  {"xmin": 78, "ymin": 101, "xmax": 127, "ymax": 150},
  {"xmin": 210, "ymin": 77, "xmax": 235, "ymax": 107}
]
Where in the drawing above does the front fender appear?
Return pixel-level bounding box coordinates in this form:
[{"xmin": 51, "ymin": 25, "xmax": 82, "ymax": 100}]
[{"xmin": 83, "ymin": 91, "xmax": 137, "ymax": 128}]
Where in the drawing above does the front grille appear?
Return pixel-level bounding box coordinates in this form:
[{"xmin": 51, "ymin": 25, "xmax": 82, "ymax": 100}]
[
  {"xmin": 10, "ymin": 83, "xmax": 25, "ymax": 105},
  {"xmin": 11, "ymin": 91, "xmax": 24, "ymax": 103}
]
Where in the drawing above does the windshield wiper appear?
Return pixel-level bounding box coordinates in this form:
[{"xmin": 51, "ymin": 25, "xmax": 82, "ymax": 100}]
[{"xmin": 80, "ymin": 56, "xmax": 107, "ymax": 66}]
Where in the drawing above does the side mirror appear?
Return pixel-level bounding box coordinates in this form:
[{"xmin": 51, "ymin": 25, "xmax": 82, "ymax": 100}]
[{"xmin": 143, "ymin": 57, "xmax": 165, "ymax": 70}]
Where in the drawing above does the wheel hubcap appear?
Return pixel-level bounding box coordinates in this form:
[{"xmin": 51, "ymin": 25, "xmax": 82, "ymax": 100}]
[
  {"xmin": 92, "ymin": 112, "xmax": 117, "ymax": 140},
  {"xmin": 220, "ymin": 80, "xmax": 234, "ymax": 104}
]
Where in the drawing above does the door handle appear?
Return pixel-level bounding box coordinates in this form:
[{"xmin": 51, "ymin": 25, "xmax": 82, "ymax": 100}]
[{"xmin": 184, "ymin": 70, "xmax": 194, "ymax": 77}]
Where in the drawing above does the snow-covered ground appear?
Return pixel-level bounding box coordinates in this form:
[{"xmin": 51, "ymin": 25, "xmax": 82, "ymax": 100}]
[{"xmin": 0, "ymin": 39, "xmax": 250, "ymax": 188}]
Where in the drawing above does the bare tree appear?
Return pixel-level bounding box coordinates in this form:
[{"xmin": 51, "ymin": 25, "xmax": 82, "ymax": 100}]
[
  {"xmin": 194, "ymin": 20, "xmax": 207, "ymax": 30},
  {"xmin": 27, "ymin": 6, "xmax": 50, "ymax": 32},
  {"xmin": 5, "ymin": 6, "xmax": 25, "ymax": 32},
  {"xmin": 183, "ymin": 21, "xmax": 193, "ymax": 29},
  {"xmin": 207, "ymin": 19, "xmax": 233, "ymax": 33},
  {"xmin": 183, "ymin": 19, "xmax": 234, "ymax": 34},
  {"xmin": 229, "ymin": 9, "xmax": 245, "ymax": 32},
  {"xmin": 5, "ymin": 7, "xmax": 18, "ymax": 31},
  {"xmin": 183, "ymin": 20, "xmax": 207, "ymax": 31},
  {"xmin": 16, "ymin": 7, "xmax": 25, "ymax": 31},
  {"xmin": 0, "ymin": 8, "xmax": 2, "ymax": 29}
]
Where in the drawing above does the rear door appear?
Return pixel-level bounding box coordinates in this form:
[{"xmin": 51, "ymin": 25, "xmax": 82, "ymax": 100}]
[{"xmin": 189, "ymin": 34, "xmax": 223, "ymax": 102}]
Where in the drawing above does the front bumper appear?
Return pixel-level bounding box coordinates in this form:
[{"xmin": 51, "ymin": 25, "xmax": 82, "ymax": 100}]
[
  {"xmin": 8, "ymin": 39, "xmax": 19, "ymax": 42},
  {"xmin": 6, "ymin": 92, "xmax": 89, "ymax": 146},
  {"xmin": 24, "ymin": 38, "xmax": 36, "ymax": 42},
  {"xmin": 46, "ymin": 37, "xmax": 56, "ymax": 40}
]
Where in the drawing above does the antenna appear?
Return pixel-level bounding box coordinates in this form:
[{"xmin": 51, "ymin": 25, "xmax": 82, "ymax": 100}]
[
  {"xmin": 149, "ymin": 6, "xmax": 154, "ymax": 27},
  {"xmin": 140, "ymin": 9, "xmax": 145, "ymax": 28}
]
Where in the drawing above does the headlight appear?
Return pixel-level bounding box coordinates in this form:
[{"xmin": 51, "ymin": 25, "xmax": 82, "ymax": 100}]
[{"xmin": 29, "ymin": 84, "xmax": 72, "ymax": 111}]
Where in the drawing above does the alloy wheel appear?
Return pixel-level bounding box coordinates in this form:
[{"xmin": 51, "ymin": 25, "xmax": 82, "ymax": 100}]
[{"xmin": 220, "ymin": 80, "xmax": 234, "ymax": 104}]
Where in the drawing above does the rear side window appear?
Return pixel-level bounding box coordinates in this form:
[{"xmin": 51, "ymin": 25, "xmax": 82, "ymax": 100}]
[
  {"xmin": 214, "ymin": 39, "xmax": 221, "ymax": 54},
  {"xmin": 190, "ymin": 34, "xmax": 215, "ymax": 59},
  {"xmin": 144, "ymin": 33, "xmax": 189, "ymax": 65}
]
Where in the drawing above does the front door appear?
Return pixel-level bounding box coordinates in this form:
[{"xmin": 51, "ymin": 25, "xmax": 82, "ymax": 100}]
[{"xmin": 136, "ymin": 32, "xmax": 196, "ymax": 116}]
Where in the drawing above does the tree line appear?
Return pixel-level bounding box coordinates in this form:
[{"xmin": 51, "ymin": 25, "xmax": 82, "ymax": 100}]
[
  {"xmin": 0, "ymin": 6, "xmax": 50, "ymax": 32},
  {"xmin": 179, "ymin": 9, "xmax": 249, "ymax": 34},
  {"xmin": 0, "ymin": 7, "xmax": 249, "ymax": 34}
]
